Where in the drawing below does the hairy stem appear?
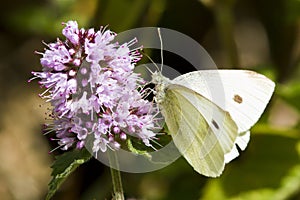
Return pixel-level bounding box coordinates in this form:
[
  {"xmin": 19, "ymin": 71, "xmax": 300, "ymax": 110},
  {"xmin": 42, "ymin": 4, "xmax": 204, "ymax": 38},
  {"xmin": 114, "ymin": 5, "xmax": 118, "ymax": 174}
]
[{"xmin": 108, "ymin": 150, "xmax": 124, "ymax": 200}]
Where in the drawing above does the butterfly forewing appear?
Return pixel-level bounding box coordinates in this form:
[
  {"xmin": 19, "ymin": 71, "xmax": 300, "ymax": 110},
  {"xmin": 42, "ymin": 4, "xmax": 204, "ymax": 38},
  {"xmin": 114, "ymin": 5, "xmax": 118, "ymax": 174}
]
[
  {"xmin": 173, "ymin": 70, "xmax": 275, "ymax": 133},
  {"xmin": 160, "ymin": 84, "xmax": 238, "ymax": 177}
]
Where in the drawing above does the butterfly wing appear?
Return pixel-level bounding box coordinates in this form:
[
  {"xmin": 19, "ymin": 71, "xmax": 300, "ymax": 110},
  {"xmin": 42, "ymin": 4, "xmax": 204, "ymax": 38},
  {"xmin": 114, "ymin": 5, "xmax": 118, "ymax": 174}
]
[
  {"xmin": 173, "ymin": 70, "xmax": 275, "ymax": 133},
  {"xmin": 160, "ymin": 84, "xmax": 238, "ymax": 177},
  {"xmin": 173, "ymin": 70, "xmax": 274, "ymax": 162}
]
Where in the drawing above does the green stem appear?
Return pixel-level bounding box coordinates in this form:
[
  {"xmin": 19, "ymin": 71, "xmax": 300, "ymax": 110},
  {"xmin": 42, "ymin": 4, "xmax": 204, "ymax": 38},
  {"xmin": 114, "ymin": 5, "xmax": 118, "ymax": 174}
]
[{"xmin": 108, "ymin": 150, "xmax": 124, "ymax": 200}]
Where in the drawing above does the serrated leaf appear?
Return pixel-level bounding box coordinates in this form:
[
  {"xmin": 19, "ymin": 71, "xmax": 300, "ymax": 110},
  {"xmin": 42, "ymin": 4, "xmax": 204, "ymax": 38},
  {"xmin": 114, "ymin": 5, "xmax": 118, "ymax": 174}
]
[{"xmin": 46, "ymin": 148, "xmax": 92, "ymax": 200}]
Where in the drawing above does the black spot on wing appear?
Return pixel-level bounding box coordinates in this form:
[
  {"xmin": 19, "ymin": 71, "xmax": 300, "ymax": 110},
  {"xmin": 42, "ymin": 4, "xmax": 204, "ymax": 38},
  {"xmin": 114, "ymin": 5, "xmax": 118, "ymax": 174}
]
[{"xmin": 212, "ymin": 120, "xmax": 219, "ymax": 130}]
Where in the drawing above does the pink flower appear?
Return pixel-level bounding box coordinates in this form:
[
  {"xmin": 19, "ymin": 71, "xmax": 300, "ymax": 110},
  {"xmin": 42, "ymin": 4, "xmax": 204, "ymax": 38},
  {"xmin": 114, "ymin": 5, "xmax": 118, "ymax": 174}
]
[
  {"xmin": 30, "ymin": 21, "xmax": 158, "ymax": 156},
  {"xmin": 62, "ymin": 21, "xmax": 80, "ymax": 45}
]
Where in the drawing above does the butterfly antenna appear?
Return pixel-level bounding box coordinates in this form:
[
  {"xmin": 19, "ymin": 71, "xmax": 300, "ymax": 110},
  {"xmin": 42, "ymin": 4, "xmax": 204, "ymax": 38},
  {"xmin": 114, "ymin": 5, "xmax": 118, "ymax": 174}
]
[
  {"xmin": 157, "ymin": 28, "xmax": 164, "ymax": 72},
  {"xmin": 141, "ymin": 50, "xmax": 160, "ymax": 73}
]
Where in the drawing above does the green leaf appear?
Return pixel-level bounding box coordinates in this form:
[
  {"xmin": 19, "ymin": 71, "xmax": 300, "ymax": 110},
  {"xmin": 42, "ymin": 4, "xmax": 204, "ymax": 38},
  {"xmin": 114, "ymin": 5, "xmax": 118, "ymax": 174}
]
[
  {"xmin": 277, "ymin": 81, "xmax": 300, "ymax": 112},
  {"xmin": 99, "ymin": 0, "xmax": 150, "ymax": 32},
  {"xmin": 46, "ymin": 148, "xmax": 92, "ymax": 200},
  {"xmin": 127, "ymin": 138, "xmax": 152, "ymax": 159},
  {"xmin": 272, "ymin": 165, "xmax": 300, "ymax": 200},
  {"xmin": 200, "ymin": 134, "xmax": 300, "ymax": 200}
]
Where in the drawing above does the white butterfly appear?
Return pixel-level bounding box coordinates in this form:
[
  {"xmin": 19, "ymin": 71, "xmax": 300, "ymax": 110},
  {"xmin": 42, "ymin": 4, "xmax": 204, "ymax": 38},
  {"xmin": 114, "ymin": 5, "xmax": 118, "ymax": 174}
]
[{"xmin": 151, "ymin": 69, "xmax": 275, "ymax": 177}]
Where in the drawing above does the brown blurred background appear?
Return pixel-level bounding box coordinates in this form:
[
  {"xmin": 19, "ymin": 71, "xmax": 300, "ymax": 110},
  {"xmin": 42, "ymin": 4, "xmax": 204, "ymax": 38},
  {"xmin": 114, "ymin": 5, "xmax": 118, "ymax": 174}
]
[{"xmin": 0, "ymin": 0, "xmax": 299, "ymax": 199}]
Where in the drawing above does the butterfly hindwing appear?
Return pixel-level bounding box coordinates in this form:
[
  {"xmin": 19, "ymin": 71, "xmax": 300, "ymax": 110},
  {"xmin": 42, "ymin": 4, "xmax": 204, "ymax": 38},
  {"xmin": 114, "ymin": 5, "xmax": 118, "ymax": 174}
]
[{"xmin": 160, "ymin": 84, "xmax": 238, "ymax": 177}]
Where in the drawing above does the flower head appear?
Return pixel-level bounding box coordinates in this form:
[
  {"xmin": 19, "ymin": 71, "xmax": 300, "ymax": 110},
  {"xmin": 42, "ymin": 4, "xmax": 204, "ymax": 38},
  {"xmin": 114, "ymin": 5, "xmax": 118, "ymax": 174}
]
[{"xmin": 30, "ymin": 21, "xmax": 159, "ymax": 156}]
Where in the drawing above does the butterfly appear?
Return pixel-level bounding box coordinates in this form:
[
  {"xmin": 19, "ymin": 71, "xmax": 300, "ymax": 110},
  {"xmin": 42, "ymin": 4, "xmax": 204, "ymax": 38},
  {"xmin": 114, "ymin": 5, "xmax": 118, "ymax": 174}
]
[
  {"xmin": 151, "ymin": 69, "xmax": 275, "ymax": 177},
  {"xmin": 148, "ymin": 28, "xmax": 276, "ymax": 177}
]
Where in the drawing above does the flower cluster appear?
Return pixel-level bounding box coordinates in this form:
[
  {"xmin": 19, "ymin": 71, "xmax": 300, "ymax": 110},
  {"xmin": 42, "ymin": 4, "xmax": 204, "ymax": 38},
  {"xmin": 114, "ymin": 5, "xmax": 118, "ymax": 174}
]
[{"xmin": 30, "ymin": 21, "xmax": 158, "ymax": 155}]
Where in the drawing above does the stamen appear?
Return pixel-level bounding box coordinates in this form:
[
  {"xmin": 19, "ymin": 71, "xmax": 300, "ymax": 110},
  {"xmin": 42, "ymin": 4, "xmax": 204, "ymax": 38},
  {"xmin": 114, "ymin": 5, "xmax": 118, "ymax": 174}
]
[
  {"xmin": 48, "ymin": 143, "xmax": 64, "ymax": 154},
  {"xmin": 127, "ymin": 37, "xmax": 138, "ymax": 47}
]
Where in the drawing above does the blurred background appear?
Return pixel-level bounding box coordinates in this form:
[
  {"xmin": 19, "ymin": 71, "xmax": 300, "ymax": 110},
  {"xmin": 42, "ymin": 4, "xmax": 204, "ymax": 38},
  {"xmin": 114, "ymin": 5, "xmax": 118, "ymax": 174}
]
[{"xmin": 0, "ymin": 0, "xmax": 300, "ymax": 199}]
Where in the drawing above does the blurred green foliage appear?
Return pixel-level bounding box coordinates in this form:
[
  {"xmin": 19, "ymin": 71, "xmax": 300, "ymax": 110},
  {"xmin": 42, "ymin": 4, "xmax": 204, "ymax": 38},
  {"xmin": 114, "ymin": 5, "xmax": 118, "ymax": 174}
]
[{"xmin": 1, "ymin": 0, "xmax": 299, "ymax": 199}]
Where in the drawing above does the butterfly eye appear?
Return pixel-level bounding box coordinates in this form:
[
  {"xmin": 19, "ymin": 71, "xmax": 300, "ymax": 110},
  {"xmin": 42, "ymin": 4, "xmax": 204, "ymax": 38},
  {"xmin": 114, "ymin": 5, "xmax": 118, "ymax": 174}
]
[
  {"xmin": 233, "ymin": 94, "xmax": 243, "ymax": 104},
  {"xmin": 212, "ymin": 119, "xmax": 219, "ymax": 130}
]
